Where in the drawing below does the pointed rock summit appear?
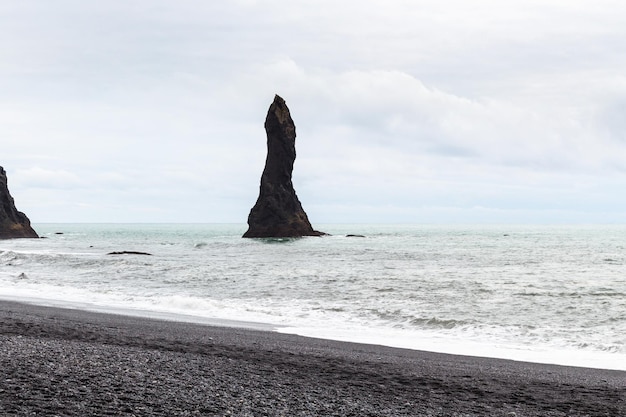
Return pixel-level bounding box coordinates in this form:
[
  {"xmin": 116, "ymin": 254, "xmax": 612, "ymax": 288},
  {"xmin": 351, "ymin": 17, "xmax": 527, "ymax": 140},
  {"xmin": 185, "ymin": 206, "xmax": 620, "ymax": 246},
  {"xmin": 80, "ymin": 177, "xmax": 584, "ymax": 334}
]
[
  {"xmin": 0, "ymin": 166, "xmax": 38, "ymax": 239},
  {"xmin": 243, "ymin": 95, "xmax": 324, "ymax": 238}
]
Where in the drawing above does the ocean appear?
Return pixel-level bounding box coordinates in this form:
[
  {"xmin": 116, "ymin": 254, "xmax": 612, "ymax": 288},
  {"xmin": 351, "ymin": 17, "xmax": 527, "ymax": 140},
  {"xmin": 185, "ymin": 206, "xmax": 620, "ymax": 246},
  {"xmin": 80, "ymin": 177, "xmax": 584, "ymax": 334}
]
[{"xmin": 1, "ymin": 223, "xmax": 625, "ymax": 370}]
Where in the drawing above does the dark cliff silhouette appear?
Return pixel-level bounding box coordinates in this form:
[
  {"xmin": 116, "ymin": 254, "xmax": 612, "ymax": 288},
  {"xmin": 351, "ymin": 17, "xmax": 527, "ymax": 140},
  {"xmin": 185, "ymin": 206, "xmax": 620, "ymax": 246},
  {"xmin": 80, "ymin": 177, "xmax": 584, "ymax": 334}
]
[
  {"xmin": 243, "ymin": 95, "xmax": 324, "ymax": 238},
  {"xmin": 0, "ymin": 166, "xmax": 38, "ymax": 239}
]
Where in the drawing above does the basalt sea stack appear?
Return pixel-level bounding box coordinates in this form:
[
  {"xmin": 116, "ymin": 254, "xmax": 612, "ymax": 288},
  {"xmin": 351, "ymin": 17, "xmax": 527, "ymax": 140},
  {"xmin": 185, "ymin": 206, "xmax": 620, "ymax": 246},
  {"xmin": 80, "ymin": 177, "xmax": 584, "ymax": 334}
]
[
  {"xmin": 243, "ymin": 95, "xmax": 324, "ymax": 238},
  {"xmin": 0, "ymin": 166, "xmax": 38, "ymax": 239}
]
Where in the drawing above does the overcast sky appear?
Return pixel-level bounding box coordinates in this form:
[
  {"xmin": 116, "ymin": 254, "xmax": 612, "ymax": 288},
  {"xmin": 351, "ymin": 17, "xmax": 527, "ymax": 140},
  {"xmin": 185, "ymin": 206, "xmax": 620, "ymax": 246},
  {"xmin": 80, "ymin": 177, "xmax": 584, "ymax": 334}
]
[{"xmin": 2, "ymin": 0, "xmax": 626, "ymax": 224}]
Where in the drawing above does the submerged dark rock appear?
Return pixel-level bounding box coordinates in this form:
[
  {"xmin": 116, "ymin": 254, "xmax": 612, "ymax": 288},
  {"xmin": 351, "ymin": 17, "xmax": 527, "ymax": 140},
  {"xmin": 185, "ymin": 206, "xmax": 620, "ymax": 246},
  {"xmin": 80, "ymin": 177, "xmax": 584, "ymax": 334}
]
[
  {"xmin": 107, "ymin": 251, "xmax": 153, "ymax": 256},
  {"xmin": 0, "ymin": 166, "xmax": 38, "ymax": 239},
  {"xmin": 243, "ymin": 95, "xmax": 325, "ymax": 238}
]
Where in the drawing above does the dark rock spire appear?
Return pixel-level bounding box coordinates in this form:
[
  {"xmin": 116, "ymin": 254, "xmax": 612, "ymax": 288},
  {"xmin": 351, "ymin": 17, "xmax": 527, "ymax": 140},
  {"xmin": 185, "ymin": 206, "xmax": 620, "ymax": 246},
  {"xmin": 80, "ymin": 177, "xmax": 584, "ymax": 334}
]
[
  {"xmin": 0, "ymin": 166, "xmax": 38, "ymax": 239},
  {"xmin": 243, "ymin": 95, "xmax": 324, "ymax": 238}
]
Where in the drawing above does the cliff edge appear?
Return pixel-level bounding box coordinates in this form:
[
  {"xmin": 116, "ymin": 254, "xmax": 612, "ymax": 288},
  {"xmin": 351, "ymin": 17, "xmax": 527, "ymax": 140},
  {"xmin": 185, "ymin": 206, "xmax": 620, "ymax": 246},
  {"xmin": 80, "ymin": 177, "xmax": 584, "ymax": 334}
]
[{"xmin": 0, "ymin": 166, "xmax": 38, "ymax": 239}]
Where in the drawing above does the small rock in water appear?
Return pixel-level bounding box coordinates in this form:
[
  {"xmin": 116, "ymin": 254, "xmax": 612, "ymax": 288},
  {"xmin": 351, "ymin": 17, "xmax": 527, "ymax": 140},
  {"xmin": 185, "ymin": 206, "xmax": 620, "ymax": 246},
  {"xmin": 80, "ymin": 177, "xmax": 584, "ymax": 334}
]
[{"xmin": 107, "ymin": 251, "xmax": 153, "ymax": 256}]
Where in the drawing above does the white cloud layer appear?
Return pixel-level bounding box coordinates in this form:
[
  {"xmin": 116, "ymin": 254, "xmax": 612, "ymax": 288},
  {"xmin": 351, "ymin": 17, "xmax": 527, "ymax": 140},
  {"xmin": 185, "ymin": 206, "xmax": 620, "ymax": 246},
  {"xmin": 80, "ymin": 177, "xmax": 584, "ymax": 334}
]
[{"xmin": 2, "ymin": 0, "xmax": 626, "ymax": 223}]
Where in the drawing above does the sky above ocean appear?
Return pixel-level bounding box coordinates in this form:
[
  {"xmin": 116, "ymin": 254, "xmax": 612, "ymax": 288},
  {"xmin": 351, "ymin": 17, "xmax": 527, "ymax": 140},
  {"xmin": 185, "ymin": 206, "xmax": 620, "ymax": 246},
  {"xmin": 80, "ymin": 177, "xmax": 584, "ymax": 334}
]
[{"xmin": 3, "ymin": 1, "xmax": 626, "ymax": 223}]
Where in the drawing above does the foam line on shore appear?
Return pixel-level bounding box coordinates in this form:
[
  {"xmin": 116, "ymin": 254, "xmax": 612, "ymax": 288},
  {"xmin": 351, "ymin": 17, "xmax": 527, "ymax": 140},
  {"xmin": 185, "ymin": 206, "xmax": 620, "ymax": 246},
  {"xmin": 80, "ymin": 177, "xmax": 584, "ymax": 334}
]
[
  {"xmin": 3, "ymin": 294, "xmax": 625, "ymax": 372},
  {"xmin": 0, "ymin": 295, "xmax": 278, "ymax": 331}
]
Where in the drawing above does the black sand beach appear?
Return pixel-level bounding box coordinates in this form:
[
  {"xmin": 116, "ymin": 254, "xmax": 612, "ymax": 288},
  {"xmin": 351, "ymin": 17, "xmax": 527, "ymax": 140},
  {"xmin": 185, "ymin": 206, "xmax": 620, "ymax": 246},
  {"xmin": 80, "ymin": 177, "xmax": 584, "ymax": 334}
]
[{"xmin": 1, "ymin": 300, "xmax": 624, "ymax": 416}]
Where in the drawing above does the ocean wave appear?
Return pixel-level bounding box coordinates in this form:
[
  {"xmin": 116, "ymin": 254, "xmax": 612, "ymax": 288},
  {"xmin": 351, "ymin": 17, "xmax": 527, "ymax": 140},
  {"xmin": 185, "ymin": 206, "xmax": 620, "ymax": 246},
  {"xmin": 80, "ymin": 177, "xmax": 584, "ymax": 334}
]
[
  {"xmin": 365, "ymin": 308, "xmax": 472, "ymax": 330},
  {"xmin": 409, "ymin": 317, "xmax": 471, "ymax": 329},
  {"xmin": 516, "ymin": 290, "xmax": 626, "ymax": 298},
  {"xmin": 1, "ymin": 250, "xmax": 64, "ymax": 266}
]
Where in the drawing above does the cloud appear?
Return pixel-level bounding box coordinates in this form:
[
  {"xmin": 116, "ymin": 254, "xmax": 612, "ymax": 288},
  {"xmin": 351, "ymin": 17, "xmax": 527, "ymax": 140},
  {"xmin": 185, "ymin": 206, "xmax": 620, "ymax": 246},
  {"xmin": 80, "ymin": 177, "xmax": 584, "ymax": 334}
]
[
  {"xmin": 232, "ymin": 59, "xmax": 626, "ymax": 172},
  {"xmin": 13, "ymin": 167, "xmax": 86, "ymax": 189}
]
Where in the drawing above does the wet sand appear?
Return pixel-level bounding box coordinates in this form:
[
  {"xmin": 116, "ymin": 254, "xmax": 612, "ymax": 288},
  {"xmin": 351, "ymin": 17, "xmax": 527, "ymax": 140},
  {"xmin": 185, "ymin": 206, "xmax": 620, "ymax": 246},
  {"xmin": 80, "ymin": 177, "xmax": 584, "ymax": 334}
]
[{"xmin": 1, "ymin": 300, "xmax": 624, "ymax": 416}]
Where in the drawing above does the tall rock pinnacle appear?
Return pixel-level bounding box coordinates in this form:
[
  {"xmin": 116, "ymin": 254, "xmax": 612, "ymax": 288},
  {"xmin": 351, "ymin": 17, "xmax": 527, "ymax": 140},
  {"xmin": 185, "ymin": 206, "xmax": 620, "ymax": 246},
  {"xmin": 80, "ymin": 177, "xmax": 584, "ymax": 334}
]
[
  {"xmin": 243, "ymin": 95, "xmax": 324, "ymax": 238},
  {"xmin": 0, "ymin": 166, "xmax": 38, "ymax": 239}
]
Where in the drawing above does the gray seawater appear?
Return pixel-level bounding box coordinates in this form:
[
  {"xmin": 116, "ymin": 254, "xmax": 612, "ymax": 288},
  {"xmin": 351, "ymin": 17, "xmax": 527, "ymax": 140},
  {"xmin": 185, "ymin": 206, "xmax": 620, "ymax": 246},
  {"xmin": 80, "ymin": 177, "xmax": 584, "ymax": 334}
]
[{"xmin": 1, "ymin": 223, "xmax": 625, "ymax": 370}]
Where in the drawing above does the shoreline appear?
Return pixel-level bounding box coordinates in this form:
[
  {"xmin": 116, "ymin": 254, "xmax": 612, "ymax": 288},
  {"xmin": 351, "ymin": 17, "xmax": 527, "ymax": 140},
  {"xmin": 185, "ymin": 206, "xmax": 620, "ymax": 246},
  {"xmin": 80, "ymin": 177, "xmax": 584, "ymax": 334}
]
[
  {"xmin": 4, "ymin": 295, "xmax": 624, "ymax": 372},
  {"xmin": 0, "ymin": 295, "xmax": 280, "ymax": 331},
  {"xmin": 1, "ymin": 299, "xmax": 624, "ymax": 416}
]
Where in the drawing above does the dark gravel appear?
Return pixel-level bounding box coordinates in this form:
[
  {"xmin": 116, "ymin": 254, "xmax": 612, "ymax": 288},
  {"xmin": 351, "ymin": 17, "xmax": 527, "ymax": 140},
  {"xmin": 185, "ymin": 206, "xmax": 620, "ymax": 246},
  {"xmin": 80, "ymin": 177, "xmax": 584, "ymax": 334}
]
[{"xmin": 1, "ymin": 300, "xmax": 624, "ymax": 416}]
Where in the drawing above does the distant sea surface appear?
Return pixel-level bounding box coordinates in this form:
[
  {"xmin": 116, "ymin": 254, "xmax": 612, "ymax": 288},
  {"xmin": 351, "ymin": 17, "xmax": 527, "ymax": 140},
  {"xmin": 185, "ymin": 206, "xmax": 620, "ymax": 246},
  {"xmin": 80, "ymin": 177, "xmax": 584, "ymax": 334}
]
[{"xmin": 1, "ymin": 223, "xmax": 625, "ymax": 370}]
